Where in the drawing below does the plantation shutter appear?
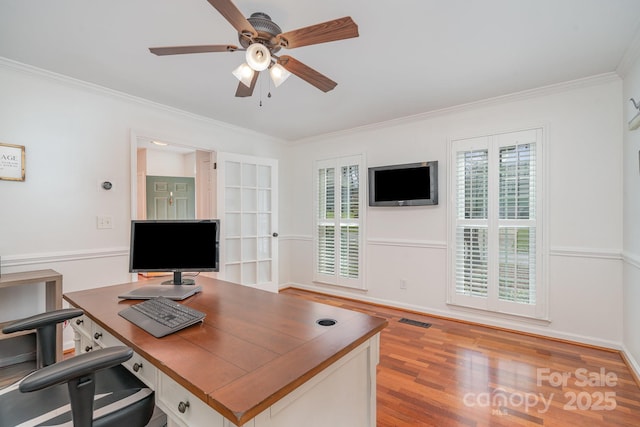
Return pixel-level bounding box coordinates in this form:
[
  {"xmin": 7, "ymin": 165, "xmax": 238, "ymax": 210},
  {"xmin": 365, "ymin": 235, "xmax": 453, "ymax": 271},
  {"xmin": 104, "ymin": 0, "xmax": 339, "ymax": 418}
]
[
  {"xmin": 315, "ymin": 156, "xmax": 364, "ymax": 289},
  {"xmin": 498, "ymin": 142, "xmax": 537, "ymax": 304},
  {"xmin": 317, "ymin": 167, "xmax": 336, "ymax": 275},
  {"xmin": 455, "ymin": 149, "xmax": 489, "ymax": 297},
  {"xmin": 449, "ymin": 129, "xmax": 544, "ymax": 318},
  {"xmin": 340, "ymin": 164, "xmax": 360, "ymax": 279}
]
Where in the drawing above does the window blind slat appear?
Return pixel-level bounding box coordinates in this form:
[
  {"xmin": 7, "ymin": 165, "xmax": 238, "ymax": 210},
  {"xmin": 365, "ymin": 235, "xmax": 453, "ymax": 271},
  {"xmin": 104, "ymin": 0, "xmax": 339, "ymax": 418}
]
[
  {"xmin": 455, "ymin": 227, "xmax": 489, "ymax": 297},
  {"xmin": 499, "ymin": 226, "xmax": 536, "ymax": 304},
  {"xmin": 456, "ymin": 150, "xmax": 489, "ymax": 220},
  {"xmin": 499, "ymin": 144, "xmax": 536, "ymax": 220}
]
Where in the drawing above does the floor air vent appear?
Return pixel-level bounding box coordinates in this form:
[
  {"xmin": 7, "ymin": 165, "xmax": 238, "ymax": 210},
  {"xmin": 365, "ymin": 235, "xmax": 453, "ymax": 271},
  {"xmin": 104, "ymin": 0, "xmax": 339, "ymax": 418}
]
[{"xmin": 399, "ymin": 318, "xmax": 432, "ymax": 329}]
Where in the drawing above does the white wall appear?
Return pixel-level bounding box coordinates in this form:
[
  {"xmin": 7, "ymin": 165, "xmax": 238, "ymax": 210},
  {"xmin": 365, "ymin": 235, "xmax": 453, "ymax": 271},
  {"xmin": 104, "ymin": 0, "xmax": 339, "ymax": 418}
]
[
  {"xmin": 0, "ymin": 57, "xmax": 630, "ymax": 352},
  {"xmin": 145, "ymin": 149, "xmax": 195, "ymax": 177},
  {"xmin": 0, "ymin": 60, "xmax": 286, "ymax": 320},
  {"xmin": 284, "ymin": 76, "xmax": 624, "ymax": 348},
  {"xmin": 623, "ymin": 54, "xmax": 640, "ymax": 374}
]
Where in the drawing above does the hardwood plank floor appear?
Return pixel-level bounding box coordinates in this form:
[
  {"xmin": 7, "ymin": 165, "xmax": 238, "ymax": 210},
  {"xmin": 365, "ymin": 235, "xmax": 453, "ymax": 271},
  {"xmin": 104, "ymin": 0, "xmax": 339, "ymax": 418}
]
[{"xmin": 282, "ymin": 288, "xmax": 640, "ymax": 427}]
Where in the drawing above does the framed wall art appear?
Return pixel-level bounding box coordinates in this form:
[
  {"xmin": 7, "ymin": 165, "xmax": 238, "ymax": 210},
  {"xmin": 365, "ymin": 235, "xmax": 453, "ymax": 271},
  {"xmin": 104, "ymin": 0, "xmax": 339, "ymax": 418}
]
[{"xmin": 0, "ymin": 142, "xmax": 25, "ymax": 181}]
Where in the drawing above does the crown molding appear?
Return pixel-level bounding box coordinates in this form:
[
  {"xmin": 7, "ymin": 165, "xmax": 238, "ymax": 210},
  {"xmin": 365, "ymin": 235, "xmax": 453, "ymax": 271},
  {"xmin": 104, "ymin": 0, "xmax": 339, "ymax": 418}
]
[
  {"xmin": 295, "ymin": 73, "xmax": 621, "ymax": 145},
  {"xmin": 0, "ymin": 56, "xmax": 286, "ymax": 145}
]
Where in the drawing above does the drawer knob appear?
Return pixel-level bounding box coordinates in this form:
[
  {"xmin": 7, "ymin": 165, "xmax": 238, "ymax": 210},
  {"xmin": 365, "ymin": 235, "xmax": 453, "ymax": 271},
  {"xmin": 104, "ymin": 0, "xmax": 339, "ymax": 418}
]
[
  {"xmin": 85, "ymin": 346, "xmax": 93, "ymax": 352},
  {"xmin": 178, "ymin": 401, "xmax": 190, "ymax": 414},
  {"xmin": 94, "ymin": 332, "xmax": 103, "ymax": 340},
  {"xmin": 133, "ymin": 362, "xmax": 143, "ymax": 372},
  {"xmin": 75, "ymin": 319, "xmax": 84, "ymax": 325}
]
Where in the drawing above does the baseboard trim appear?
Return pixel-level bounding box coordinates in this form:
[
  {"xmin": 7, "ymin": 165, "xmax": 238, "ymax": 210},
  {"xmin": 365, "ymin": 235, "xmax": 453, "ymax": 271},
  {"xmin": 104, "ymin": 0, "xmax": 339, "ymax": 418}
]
[
  {"xmin": 281, "ymin": 282, "xmax": 622, "ymax": 353},
  {"xmin": 621, "ymin": 345, "xmax": 640, "ymax": 389},
  {"xmin": 284, "ymin": 283, "xmax": 640, "ymax": 390}
]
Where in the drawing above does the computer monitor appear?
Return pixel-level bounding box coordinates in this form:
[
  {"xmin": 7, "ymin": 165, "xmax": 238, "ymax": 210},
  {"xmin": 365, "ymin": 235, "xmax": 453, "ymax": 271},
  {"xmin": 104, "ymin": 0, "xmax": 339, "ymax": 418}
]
[{"xmin": 129, "ymin": 219, "xmax": 220, "ymax": 286}]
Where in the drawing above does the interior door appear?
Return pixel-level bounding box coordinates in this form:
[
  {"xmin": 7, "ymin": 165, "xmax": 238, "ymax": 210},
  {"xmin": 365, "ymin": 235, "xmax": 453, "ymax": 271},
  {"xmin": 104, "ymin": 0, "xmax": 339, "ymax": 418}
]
[
  {"xmin": 217, "ymin": 153, "xmax": 278, "ymax": 292},
  {"xmin": 146, "ymin": 176, "xmax": 195, "ymax": 220}
]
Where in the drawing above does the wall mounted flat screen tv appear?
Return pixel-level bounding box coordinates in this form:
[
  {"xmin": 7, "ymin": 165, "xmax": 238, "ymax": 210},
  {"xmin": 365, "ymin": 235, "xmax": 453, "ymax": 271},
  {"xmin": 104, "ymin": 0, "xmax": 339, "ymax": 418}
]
[
  {"xmin": 129, "ymin": 219, "xmax": 220, "ymax": 285},
  {"xmin": 368, "ymin": 161, "xmax": 438, "ymax": 206}
]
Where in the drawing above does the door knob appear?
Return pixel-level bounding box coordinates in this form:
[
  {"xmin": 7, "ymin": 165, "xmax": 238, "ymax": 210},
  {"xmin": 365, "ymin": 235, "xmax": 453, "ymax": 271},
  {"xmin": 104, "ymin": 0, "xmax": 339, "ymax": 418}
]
[{"xmin": 272, "ymin": 232, "xmax": 278, "ymax": 237}]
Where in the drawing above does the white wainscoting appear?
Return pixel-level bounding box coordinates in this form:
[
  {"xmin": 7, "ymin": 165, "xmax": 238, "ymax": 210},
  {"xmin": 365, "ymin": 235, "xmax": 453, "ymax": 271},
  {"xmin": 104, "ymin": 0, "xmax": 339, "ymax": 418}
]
[
  {"xmin": 622, "ymin": 251, "xmax": 640, "ymax": 383},
  {"xmin": 282, "ymin": 234, "xmax": 626, "ymax": 348}
]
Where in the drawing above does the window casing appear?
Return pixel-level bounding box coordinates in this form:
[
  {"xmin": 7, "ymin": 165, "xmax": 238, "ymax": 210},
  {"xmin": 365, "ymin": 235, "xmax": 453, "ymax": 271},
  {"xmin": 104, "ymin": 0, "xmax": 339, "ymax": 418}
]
[
  {"xmin": 314, "ymin": 155, "xmax": 364, "ymax": 289},
  {"xmin": 449, "ymin": 129, "xmax": 545, "ymax": 319}
]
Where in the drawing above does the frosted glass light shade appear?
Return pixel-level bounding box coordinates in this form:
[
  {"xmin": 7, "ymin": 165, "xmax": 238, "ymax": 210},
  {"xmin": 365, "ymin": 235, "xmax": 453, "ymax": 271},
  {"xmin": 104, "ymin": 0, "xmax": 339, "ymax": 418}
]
[
  {"xmin": 232, "ymin": 63, "xmax": 255, "ymax": 87},
  {"xmin": 246, "ymin": 43, "xmax": 271, "ymax": 71},
  {"xmin": 269, "ymin": 63, "xmax": 291, "ymax": 87}
]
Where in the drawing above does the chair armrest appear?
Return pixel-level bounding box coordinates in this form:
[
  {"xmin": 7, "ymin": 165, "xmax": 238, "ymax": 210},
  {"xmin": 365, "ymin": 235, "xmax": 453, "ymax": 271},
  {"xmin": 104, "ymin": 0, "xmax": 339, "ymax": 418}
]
[
  {"xmin": 19, "ymin": 346, "xmax": 133, "ymax": 393},
  {"xmin": 2, "ymin": 308, "xmax": 84, "ymax": 334}
]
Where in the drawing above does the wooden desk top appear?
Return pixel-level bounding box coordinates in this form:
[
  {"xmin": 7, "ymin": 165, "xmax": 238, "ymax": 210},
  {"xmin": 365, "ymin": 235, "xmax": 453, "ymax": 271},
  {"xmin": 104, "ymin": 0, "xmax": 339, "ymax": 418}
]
[{"xmin": 63, "ymin": 276, "xmax": 387, "ymax": 426}]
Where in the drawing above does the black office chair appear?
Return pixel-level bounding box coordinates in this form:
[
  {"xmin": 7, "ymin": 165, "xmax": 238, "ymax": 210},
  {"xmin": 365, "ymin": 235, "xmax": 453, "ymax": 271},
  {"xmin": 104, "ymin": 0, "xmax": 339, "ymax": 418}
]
[
  {"xmin": 0, "ymin": 309, "xmax": 155, "ymax": 427},
  {"xmin": 1, "ymin": 308, "xmax": 84, "ymax": 388}
]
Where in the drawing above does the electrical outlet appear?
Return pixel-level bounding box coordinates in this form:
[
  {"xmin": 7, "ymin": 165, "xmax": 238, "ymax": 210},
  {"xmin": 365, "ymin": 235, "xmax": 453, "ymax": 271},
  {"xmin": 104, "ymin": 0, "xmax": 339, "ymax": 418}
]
[
  {"xmin": 400, "ymin": 279, "xmax": 407, "ymax": 289},
  {"xmin": 97, "ymin": 216, "xmax": 113, "ymax": 229}
]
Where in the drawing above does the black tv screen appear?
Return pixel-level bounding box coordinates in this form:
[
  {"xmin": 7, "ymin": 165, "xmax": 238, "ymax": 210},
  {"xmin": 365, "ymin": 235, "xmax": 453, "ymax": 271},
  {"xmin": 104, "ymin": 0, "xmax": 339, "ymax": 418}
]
[
  {"xmin": 368, "ymin": 161, "xmax": 438, "ymax": 206},
  {"xmin": 129, "ymin": 219, "xmax": 220, "ymax": 284}
]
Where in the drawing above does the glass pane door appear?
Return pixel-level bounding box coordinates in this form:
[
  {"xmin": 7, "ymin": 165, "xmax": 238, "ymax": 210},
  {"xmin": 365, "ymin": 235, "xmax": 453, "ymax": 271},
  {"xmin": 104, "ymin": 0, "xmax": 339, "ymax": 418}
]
[{"xmin": 217, "ymin": 153, "xmax": 278, "ymax": 292}]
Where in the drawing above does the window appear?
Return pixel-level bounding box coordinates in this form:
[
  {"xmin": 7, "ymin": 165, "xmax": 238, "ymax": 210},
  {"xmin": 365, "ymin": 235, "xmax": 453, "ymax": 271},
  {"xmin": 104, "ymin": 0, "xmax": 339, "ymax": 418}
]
[
  {"xmin": 449, "ymin": 129, "xmax": 545, "ymax": 318},
  {"xmin": 315, "ymin": 155, "xmax": 364, "ymax": 289}
]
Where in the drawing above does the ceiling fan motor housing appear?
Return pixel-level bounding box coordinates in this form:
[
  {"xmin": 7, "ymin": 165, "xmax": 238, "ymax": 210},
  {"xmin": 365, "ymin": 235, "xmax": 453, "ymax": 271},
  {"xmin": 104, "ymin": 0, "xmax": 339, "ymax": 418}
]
[{"xmin": 240, "ymin": 12, "xmax": 283, "ymax": 53}]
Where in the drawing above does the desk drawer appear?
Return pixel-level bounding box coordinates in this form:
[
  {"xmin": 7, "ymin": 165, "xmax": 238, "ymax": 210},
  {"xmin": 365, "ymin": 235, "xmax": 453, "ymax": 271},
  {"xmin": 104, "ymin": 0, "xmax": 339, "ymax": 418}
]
[
  {"xmin": 123, "ymin": 352, "xmax": 157, "ymax": 389},
  {"xmin": 70, "ymin": 314, "xmax": 94, "ymax": 353},
  {"xmin": 92, "ymin": 326, "xmax": 120, "ymax": 348},
  {"xmin": 70, "ymin": 314, "xmax": 92, "ymax": 339},
  {"xmin": 86, "ymin": 328, "xmax": 157, "ymax": 388},
  {"xmin": 157, "ymin": 372, "xmax": 224, "ymax": 427}
]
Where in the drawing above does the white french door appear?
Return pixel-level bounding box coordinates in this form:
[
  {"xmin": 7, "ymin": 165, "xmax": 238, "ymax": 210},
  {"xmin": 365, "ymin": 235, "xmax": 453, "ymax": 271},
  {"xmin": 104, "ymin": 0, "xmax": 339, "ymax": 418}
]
[{"xmin": 217, "ymin": 152, "xmax": 278, "ymax": 292}]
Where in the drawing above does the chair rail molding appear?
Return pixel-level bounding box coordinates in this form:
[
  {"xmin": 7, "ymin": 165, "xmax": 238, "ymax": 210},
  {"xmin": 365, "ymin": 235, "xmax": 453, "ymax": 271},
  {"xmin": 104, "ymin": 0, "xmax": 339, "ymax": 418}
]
[
  {"xmin": 549, "ymin": 247, "xmax": 622, "ymax": 261},
  {"xmin": 622, "ymin": 251, "xmax": 640, "ymax": 270},
  {"xmin": 1, "ymin": 247, "xmax": 129, "ymax": 268}
]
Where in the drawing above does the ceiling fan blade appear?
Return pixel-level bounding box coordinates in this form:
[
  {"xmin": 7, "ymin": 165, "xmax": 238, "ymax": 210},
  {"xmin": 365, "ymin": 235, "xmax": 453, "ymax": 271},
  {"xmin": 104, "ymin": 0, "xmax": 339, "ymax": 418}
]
[
  {"xmin": 235, "ymin": 71, "xmax": 259, "ymax": 97},
  {"xmin": 149, "ymin": 45, "xmax": 238, "ymax": 55},
  {"xmin": 276, "ymin": 16, "xmax": 358, "ymax": 49},
  {"xmin": 277, "ymin": 55, "xmax": 337, "ymax": 92},
  {"xmin": 206, "ymin": 0, "xmax": 257, "ymax": 38}
]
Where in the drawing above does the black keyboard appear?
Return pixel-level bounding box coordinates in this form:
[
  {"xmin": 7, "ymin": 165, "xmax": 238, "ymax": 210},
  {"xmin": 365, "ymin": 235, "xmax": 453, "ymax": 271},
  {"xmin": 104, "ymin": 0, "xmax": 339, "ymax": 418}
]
[{"xmin": 118, "ymin": 297, "xmax": 206, "ymax": 338}]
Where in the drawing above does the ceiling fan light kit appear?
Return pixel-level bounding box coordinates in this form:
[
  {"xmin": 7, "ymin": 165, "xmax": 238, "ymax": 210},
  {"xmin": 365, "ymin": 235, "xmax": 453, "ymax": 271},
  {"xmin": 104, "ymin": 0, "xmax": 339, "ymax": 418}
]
[
  {"xmin": 232, "ymin": 63, "xmax": 255, "ymax": 87},
  {"xmin": 245, "ymin": 43, "xmax": 271, "ymax": 71},
  {"xmin": 269, "ymin": 63, "xmax": 291, "ymax": 87},
  {"xmin": 149, "ymin": 0, "xmax": 359, "ymax": 98}
]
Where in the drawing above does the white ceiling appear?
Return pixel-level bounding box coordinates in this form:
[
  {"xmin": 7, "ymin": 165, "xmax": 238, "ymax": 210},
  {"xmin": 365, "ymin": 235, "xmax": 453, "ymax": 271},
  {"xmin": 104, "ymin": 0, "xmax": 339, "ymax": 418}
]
[{"xmin": 1, "ymin": 0, "xmax": 640, "ymax": 142}]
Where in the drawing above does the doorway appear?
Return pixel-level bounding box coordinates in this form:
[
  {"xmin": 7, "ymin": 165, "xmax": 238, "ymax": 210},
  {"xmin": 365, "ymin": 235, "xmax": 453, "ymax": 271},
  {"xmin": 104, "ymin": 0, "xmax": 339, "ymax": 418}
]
[
  {"xmin": 130, "ymin": 133, "xmax": 280, "ymax": 291},
  {"xmin": 145, "ymin": 175, "xmax": 195, "ymax": 220}
]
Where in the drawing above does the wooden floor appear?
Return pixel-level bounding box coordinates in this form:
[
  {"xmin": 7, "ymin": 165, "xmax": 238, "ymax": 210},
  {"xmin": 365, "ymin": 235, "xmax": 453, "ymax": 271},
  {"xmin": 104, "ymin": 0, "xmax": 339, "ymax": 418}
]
[{"xmin": 282, "ymin": 288, "xmax": 640, "ymax": 427}]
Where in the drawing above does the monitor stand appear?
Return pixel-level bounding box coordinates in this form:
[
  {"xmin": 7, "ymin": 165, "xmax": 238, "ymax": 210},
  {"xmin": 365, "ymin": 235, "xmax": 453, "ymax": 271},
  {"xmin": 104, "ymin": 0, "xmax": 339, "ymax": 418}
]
[{"xmin": 161, "ymin": 272, "xmax": 195, "ymax": 286}]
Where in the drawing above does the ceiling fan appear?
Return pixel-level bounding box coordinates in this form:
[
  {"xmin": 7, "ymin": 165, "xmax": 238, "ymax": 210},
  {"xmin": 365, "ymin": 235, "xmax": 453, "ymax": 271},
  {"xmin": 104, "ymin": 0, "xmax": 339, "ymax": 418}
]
[{"xmin": 149, "ymin": 0, "xmax": 359, "ymax": 97}]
